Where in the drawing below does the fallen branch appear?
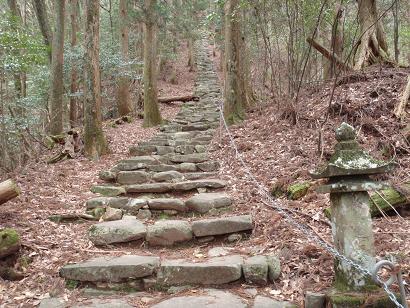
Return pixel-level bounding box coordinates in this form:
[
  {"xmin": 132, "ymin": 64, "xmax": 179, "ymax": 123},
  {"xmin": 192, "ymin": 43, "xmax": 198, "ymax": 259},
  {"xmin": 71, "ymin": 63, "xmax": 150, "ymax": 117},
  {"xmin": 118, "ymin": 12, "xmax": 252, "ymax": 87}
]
[
  {"xmin": 307, "ymin": 37, "xmax": 352, "ymax": 72},
  {"xmin": 158, "ymin": 94, "xmax": 199, "ymax": 104},
  {"xmin": 47, "ymin": 130, "xmax": 82, "ymax": 164},
  {"xmin": 0, "ymin": 179, "xmax": 21, "ymax": 206},
  {"xmin": 48, "ymin": 213, "xmax": 97, "ymax": 223},
  {"xmin": 394, "ymin": 75, "xmax": 410, "ymax": 119}
]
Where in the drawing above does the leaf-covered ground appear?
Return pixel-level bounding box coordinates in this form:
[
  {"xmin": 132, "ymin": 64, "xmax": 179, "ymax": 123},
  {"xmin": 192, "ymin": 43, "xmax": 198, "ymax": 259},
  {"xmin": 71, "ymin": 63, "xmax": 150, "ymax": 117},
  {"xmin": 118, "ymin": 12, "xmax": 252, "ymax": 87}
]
[{"xmin": 0, "ymin": 44, "xmax": 409, "ymax": 307}]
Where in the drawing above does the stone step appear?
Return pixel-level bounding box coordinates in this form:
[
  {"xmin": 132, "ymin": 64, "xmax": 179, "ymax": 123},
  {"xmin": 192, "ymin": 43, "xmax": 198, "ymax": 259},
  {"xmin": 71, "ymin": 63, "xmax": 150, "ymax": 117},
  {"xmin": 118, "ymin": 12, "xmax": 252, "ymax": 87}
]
[
  {"xmin": 60, "ymin": 253, "xmax": 280, "ymax": 288},
  {"xmin": 124, "ymin": 179, "xmax": 226, "ymax": 194},
  {"xmin": 60, "ymin": 255, "xmax": 160, "ymax": 283},
  {"xmin": 86, "ymin": 193, "xmax": 232, "ymax": 217},
  {"xmin": 87, "ymin": 214, "xmax": 252, "ymax": 246}
]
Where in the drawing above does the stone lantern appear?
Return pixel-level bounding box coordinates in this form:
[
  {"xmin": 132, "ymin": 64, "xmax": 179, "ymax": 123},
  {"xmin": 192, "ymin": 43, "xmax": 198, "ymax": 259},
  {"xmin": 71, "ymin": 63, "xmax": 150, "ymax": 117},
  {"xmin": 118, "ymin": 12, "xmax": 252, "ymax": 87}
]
[{"xmin": 310, "ymin": 123, "xmax": 395, "ymax": 294}]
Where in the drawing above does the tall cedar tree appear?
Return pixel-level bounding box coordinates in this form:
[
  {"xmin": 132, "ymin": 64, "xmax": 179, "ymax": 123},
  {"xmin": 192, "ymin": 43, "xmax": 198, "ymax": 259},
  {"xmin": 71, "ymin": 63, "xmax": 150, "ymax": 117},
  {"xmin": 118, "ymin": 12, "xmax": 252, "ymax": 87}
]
[
  {"xmin": 143, "ymin": 0, "xmax": 162, "ymax": 127},
  {"xmin": 69, "ymin": 0, "xmax": 80, "ymax": 127},
  {"xmin": 83, "ymin": 0, "xmax": 108, "ymax": 159},
  {"xmin": 116, "ymin": 0, "xmax": 132, "ymax": 116},
  {"xmin": 49, "ymin": 0, "xmax": 65, "ymax": 135}
]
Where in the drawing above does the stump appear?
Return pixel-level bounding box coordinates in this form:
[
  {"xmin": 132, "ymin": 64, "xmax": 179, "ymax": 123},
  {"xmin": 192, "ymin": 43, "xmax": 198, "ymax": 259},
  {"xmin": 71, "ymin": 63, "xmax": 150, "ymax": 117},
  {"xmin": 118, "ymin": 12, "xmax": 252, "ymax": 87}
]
[{"xmin": 0, "ymin": 179, "xmax": 21, "ymax": 206}]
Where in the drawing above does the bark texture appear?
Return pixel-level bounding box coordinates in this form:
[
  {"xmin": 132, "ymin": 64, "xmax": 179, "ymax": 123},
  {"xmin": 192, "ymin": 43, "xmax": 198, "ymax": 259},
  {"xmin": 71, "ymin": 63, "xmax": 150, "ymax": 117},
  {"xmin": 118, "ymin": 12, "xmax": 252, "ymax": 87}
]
[
  {"xmin": 142, "ymin": 0, "xmax": 162, "ymax": 127},
  {"xmin": 355, "ymin": 0, "xmax": 389, "ymax": 69},
  {"xmin": 32, "ymin": 0, "xmax": 52, "ymax": 61},
  {"xmin": 116, "ymin": 0, "xmax": 132, "ymax": 116},
  {"xmin": 223, "ymin": 0, "xmax": 254, "ymax": 124},
  {"xmin": 0, "ymin": 179, "xmax": 21, "ymax": 206},
  {"xmin": 49, "ymin": 0, "xmax": 65, "ymax": 135},
  {"xmin": 69, "ymin": 0, "xmax": 79, "ymax": 127},
  {"xmin": 83, "ymin": 0, "xmax": 108, "ymax": 159}
]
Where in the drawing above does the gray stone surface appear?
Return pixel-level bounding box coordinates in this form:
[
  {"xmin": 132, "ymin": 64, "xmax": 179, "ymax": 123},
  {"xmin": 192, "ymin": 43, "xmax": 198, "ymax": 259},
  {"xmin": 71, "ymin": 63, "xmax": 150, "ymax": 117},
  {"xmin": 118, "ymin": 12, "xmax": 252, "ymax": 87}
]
[
  {"xmin": 158, "ymin": 255, "xmax": 243, "ymax": 285},
  {"xmin": 252, "ymin": 296, "xmax": 297, "ymax": 308},
  {"xmin": 266, "ymin": 255, "xmax": 281, "ymax": 282},
  {"xmin": 90, "ymin": 185, "xmax": 125, "ymax": 197},
  {"xmin": 72, "ymin": 298, "xmax": 134, "ymax": 308},
  {"xmin": 39, "ymin": 298, "xmax": 65, "ymax": 308},
  {"xmin": 152, "ymin": 290, "xmax": 247, "ymax": 308},
  {"xmin": 186, "ymin": 193, "xmax": 232, "ymax": 213},
  {"xmin": 304, "ymin": 291, "xmax": 326, "ymax": 308},
  {"xmin": 148, "ymin": 198, "xmax": 187, "ymax": 212},
  {"xmin": 137, "ymin": 209, "xmax": 152, "ymax": 220},
  {"xmin": 129, "ymin": 144, "xmax": 156, "ymax": 156},
  {"xmin": 86, "ymin": 197, "xmax": 146, "ymax": 215},
  {"xmin": 196, "ymin": 161, "xmax": 220, "ymax": 172},
  {"xmin": 101, "ymin": 207, "xmax": 123, "ymax": 221},
  {"xmin": 169, "ymin": 153, "xmax": 208, "ymax": 163},
  {"xmin": 60, "ymin": 255, "xmax": 160, "ymax": 282},
  {"xmin": 192, "ymin": 215, "xmax": 253, "ymax": 237},
  {"xmin": 177, "ymin": 162, "xmax": 197, "ymax": 172},
  {"xmin": 89, "ymin": 216, "xmax": 146, "ymax": 245},
  {"xmin": 173, "ymin": 179, "xmax": 226, "ymax": 191},
  {"xmin": 98, "ymin": 170, "xmax": 116, "ymax": 181},
  {"xmin": 146, "ymin": 220, "xmax": 193, "ymax": 246},
  {"xmin": 117, "ymin": 171, "xmax": 150, "ymax": 185},
  {"xmin": 243, "ymin": 256, "xmax": 268, "ymax": 285},
  {"xmin": 153, "ymin": 171, "xmax": 185, "ymax": 183},
  {"xmin": 125, "ymin": 183, "xmax": 173, "ymax": 193},
  {"xmin": 208, "ymin": 247, "xmax": 232, "ymax": 257}
]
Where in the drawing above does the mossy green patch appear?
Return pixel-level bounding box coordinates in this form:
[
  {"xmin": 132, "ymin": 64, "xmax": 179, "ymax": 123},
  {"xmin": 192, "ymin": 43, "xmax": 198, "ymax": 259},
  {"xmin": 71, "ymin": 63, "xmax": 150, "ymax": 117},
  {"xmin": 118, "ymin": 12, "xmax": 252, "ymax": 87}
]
[
  {"xmin": 0, "ymin": 228, "xmax": 20, "ymax": 257},
  {"xmin": 287, "ymin": 182, "xmax": 310, "ymax": 200}
]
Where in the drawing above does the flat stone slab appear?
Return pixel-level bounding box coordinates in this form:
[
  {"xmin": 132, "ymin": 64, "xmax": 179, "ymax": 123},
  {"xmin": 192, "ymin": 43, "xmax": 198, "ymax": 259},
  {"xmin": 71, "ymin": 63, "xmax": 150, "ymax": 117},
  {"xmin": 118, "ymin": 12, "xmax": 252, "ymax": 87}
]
[
  {"xmin": 60, "ymin": 255, "xmax": 160, "ymax": 282},
  {"xmin": 89, "ymin": 216, "xmax": 146, "ymax": 245},
  {"xmin": 153, "ymin": 171, "xmax": 184, "ymax": 183},
  {"xmin": 173, "ymin": 179, "xmax": 226, "ymax": 191},
  {"xmin": 90, "ymin": 185, "xmax": 125, "ymax": 197},
  {"xmin": 146, "ymin": 220, "xmax": 193, "ymax": 246},
  {"xmin": 117, "ymin": 171, "xmax": 150, "ymax": 185},
  {"xmin": 158, "ymin": 255, "xmax": 243, "ymax": 285},
  {"xmin": 148, "ymin": 198, "xmax": 187, "ymax": 212},
  {"xmin": 197, "ymin": 161, "xmax": 220, "ymax": 172},
  {"xmin": 243, "ymin": 255, "xmax": 268, "ymax": 285},
  {"xmin": 169, "ymin": 153, "xmax": 209, "ymax": 163},
  {"xmin": 125, "ymin": 183, "xmax": 173, "ymax": 193},
  {"xmin": 252, "ymin": 296, "xmax": 297, "ymax": 308},
  {"xmin": 186, "ymin": 193, "xmax": 232, "ymax": 213},
  {"xmin": 40, "ymin": 298, "xmax": 134, "ymax": 308},
  {"xmin": 86, "ymin": 197, "xmax": 147, "ymax": 215},
  {"xmin": 192, "ymin": 215, "xmax": 253, "ymax": 237},
  {"xmin": 152, "ymin": 289, "xmax": 247, "ymax": 308}
]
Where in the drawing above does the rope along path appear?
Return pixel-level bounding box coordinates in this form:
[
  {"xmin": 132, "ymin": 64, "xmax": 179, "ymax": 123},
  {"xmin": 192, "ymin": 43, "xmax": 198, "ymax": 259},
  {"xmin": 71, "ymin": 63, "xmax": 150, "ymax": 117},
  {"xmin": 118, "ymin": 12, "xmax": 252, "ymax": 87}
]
[{"xmin": 217, "ymin": 103, "xmax": 407, "ymax": 308}]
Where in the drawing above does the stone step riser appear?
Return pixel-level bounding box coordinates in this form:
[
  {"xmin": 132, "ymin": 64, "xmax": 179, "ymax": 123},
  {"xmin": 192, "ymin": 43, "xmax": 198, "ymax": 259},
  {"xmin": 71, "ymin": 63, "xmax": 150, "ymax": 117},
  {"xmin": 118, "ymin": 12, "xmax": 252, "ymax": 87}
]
[{"xmin": 87, "ymin": 215, "xmax": 253, "ymax": 246}]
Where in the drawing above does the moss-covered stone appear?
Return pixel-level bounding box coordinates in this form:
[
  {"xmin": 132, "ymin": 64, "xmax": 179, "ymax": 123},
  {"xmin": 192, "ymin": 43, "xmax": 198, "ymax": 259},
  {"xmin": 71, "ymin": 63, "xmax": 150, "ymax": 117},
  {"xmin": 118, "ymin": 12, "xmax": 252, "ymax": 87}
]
[
  {"xmin": 287, "ymin": 182, "xmax": 310, "ymax": 200},
  {"xmin": 0, "ymin": 228, "xmax": 21, "ymax": 259},
  {"xmin": 327, "ymin": 290, "xmax": 404, "ymax": 308}
]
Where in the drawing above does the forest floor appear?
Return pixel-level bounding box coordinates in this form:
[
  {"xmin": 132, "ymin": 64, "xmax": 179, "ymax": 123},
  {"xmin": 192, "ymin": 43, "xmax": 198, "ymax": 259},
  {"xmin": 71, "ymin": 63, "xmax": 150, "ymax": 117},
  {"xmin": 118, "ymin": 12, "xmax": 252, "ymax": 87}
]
[{"xmin": 0, "ymin": 42, "xmax": 409, "ymax": 307}]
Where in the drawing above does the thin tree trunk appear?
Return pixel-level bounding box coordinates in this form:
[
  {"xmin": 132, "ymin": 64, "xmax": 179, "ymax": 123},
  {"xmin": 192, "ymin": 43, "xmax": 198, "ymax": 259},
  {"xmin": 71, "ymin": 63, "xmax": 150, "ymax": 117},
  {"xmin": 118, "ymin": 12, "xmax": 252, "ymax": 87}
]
[
  {"xmin": 330, "ymin": 4, "xmax": 345, "ymax": 77},
  {"xmin": 32, "ymin": 0, "xmax": 52, "ymax": 61},
  {"xmin": 142, "ymin": 0, "xmax": 162, "ymax": 127},
  {"xmin": 83, "ymin": 0, "xmax": 108, "ymax": 159},
  {"xmin": 116, "ymin": 0, "xmax": 132, "ymax": 116},
  {"xmin": 69, "ymin": 0, "xmax": 79, "ymax": 127},
  {"xmin": 223, "ymin": 0, "xmax": 253, "ymax": 124},
  {"xmin": 49, "ymin": 0, "xmax": 65, "ymax": 135},
  {"xmin": 354, "ymin": 0, "xmax": 389, "ymax": 69},
  {"xmin": 393, "ymin": 0, "xmax": 399, "ymax": 63},
  {"xmin": 187, "ymin": 37, "xmax": 195, "ymax": 71}
]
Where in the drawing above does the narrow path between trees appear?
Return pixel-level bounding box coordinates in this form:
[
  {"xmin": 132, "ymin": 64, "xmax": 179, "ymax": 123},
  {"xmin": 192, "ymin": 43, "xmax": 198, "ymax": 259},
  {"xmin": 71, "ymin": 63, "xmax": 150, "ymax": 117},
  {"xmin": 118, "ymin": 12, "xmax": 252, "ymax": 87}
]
[{"xmin": 38, "ymin": 37, "xmax": 297, "ymax": 308}]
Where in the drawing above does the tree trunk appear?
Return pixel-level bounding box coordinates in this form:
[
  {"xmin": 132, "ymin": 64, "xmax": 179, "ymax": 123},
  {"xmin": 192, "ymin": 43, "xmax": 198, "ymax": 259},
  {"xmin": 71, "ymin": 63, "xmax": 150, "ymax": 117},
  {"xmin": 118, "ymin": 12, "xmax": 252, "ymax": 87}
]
[
  {"xmin": 329, "ymin": 3, "xmax": 345, "ymax": 77},
  {"xmin": 116, "ymin": 0, "xmax": 132, "ymax": 116},
  {"xmin": 392, "ymin": 0, "xmax": 399, "ymax": 63},
  {"xmin": 69, "ymin": 0, "xmax": 79, "ymax": 127},
  {"xmin": 49, "ymin": 0, "xmax": 65, "ymax": 135},
  {"xmin": 142, "ymin": 0, "xmax": 162, "ymax": 127},
  {"xmin": 394, "ymin": 75, "xmax": 410, "ymax": 119},
  {"xmin": 223, "ymin": 0, "xmax": 253, "ymax": 124},
  {"xmin": 187, "ymin": 37, "xmax": 195, "ymax": 71},
  {"xmin": 0, "ymin": 180, "xmax": 20, "ymax": 206},
  {"xmin": 32, "ymin": 0, "xmax": 53, "ymax": 61},
  {"xmin": 307, "ymin": 38, "xmax": 352, "ymax": 72},
  {"xmin": 83, "ymin": 0, "xmax": 108, "ymax": 159},
  {"xmin": 158, "ymin": 94, "xmax": 199, "ymax": 104},
  {"xmin": 354, "ymin": 0, "xmax": 389, "ymax": 69}
]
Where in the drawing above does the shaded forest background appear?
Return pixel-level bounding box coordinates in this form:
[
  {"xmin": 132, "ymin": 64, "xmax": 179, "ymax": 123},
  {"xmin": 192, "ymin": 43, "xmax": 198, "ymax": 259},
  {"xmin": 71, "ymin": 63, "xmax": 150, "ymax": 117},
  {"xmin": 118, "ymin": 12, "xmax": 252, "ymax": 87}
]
[{"xmin": 0, "ymin": 0, "xmax": 409, "ymax": 173}]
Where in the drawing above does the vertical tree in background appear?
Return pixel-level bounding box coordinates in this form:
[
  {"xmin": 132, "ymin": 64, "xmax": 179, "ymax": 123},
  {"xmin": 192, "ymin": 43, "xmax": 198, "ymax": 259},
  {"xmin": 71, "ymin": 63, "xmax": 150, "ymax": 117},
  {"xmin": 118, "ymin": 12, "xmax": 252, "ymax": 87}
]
[
  {"xmin": 142, "ymin": 0, "xmax": 162, "ymax": 127},
  {"xmin": 69, "ymin": 0, "xmax": 79, "ymax": 127},
  {"xmin": 223, "ymin": 0, "xmax": 253, "ymax": 124},
  {"xmin": 355, "ymin": 0, "xmax": 388, "ymax": 69},
  {"xmin": 330, "ymin": 3, "xmax": 345, "ymax": 77},
  {"xmin": 83, "ymin": 0, "xmax": 108, "ymax": 159},
  {"xmin": 32, "ymin": 0, "xmax": 52, "ymax": 61},
  {"xmin": 116, "ymin": 0, "xmax": 132, "ymax": 116},
  {"xmin": 49, "ymin": 0, "xmax": 65, "ymax": 135}
]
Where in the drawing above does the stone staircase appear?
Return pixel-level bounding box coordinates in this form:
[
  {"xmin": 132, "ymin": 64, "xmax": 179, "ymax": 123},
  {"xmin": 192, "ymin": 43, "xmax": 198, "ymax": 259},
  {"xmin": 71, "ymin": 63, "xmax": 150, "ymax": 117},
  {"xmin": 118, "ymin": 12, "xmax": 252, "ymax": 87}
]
[{"xmin": 46, "ymin": 38, "xmax": 298, "ymax": 308}]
